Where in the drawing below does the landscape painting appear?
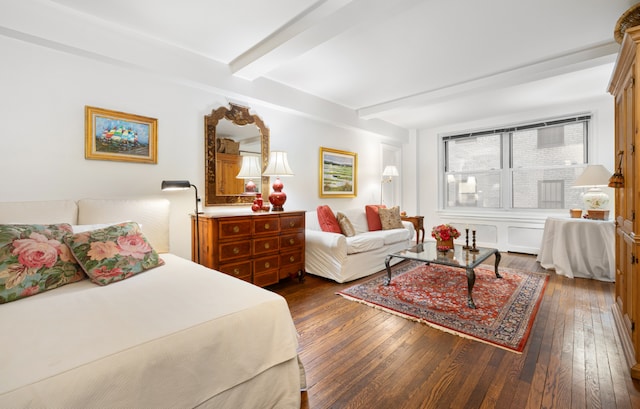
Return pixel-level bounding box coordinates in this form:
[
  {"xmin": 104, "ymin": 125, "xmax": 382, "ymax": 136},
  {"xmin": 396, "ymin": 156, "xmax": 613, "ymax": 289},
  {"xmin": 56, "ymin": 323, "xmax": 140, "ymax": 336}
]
[
  {"xmin": 319, "ymin": 147, "xmax": 357, "ymax": 198},
  {"xmin": 85, "ymin": 106, "xmax": 158, "ymax": 164}
]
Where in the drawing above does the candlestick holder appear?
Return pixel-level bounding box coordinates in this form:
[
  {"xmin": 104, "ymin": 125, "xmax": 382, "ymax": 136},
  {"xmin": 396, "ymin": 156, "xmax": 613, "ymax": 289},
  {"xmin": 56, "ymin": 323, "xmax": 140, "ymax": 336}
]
[
  {"xmin": 470, "ymin": 230, "xmax": 480, "ymax": 253},
  {"xmin": 463, "ymin": 228, "xmax": 471, "ymax": 250}
]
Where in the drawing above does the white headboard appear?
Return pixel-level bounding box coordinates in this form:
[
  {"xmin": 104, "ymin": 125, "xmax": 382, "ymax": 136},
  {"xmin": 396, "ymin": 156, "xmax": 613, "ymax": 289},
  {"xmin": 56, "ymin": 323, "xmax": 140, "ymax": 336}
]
[
  {"xmin": 0, "ymin": 200, "xmax": 78, "ymax": 224},
  {"xmin": 0, "ymin": 198, "xmax": 170, "ymax": 253},
  {"xmin": 77, "ymin": 199, "xmax": 170, "ymax": 253}
]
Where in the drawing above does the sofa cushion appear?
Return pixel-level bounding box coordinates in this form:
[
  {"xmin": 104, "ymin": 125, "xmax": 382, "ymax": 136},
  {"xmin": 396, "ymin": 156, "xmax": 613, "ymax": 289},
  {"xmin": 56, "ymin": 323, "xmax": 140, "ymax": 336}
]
[
  {"xmin": 381, "ymin": 227, "xmax": 411, "ymax": 245},
  {"xmin": 317, "ymin": 205, "xmax": 341, "ymax": 233},
  {"xmin": 379, "ymin": 206, "xmax": 404, "ymax": 230},
  {"xmin": 365, "ymin": 204, "xmax": 386, "ymax": 231},
  {"xmin": 336, "ymin": 212, "xmax": 356, "ymax": 237},
  {"xmin": 65, "ymin": 221, "xmax": 164, "ymax": 286},
  {"xmin": 345, "ymin": 232, "xmax": 385, "ymax": 254},
  {"xmin": 0, "ymin": 224, "xmax": 85, "ymax": 304}
]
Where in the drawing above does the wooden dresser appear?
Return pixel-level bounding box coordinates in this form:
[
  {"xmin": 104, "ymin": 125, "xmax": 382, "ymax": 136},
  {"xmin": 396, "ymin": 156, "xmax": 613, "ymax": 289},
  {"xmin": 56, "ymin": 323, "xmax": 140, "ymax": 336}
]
[
  {"xmin": 191, "ymin": 211, "xmax": 305, "ymax": 287},
  {"xmin": 609, "ymin": 24, "xmax": 640, "ymax": 379}
]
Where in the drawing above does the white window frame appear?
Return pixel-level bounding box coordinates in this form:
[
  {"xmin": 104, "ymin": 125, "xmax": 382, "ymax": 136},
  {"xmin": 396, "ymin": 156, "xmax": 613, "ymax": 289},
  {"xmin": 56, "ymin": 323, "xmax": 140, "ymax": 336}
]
[{"xmin": 438, "ymin": 114, "xmax": 591, "ymax": 217}]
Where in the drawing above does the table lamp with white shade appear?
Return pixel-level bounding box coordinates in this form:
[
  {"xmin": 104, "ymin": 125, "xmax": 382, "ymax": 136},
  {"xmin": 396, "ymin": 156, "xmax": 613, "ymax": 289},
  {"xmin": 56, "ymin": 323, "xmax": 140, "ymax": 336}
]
[
  {"xmin": 573, "ymin": 164, "xmax": 612, "ymax": 210},
  {"xmin": 236, "ymin": 155, "xmax": 262, "ymax": 193},
  {"xmin": 263, "ymin": 151, "xmax": 294, "ymax": 211}
]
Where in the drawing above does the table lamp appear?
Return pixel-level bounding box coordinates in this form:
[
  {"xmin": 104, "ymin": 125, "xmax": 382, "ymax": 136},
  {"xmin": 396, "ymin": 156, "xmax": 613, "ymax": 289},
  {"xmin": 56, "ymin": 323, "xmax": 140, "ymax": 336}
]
[
  {"xmin": 236, "ymin": 155, "xmax": 262, "ymax": 193},
  {"xmin": 263, "ymin": 151, "xmax": 294, "ymax": 211},
  {"xmin": 573, "ymin": 164, "xmax": 612, "ymax": 210}
]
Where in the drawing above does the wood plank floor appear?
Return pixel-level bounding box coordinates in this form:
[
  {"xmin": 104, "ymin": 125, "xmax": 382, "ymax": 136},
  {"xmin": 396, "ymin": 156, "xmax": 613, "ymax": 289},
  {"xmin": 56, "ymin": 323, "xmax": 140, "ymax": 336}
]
[{"xmin": 269, "ymin": 252, "xmax": 640, "ymax": 409}]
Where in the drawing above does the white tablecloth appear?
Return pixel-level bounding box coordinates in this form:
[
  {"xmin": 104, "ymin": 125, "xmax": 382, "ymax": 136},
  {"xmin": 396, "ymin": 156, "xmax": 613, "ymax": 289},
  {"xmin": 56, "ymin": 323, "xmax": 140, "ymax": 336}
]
[{"xmin": 536, "ymin": 217, "xmax": 615, "ymax": 281}]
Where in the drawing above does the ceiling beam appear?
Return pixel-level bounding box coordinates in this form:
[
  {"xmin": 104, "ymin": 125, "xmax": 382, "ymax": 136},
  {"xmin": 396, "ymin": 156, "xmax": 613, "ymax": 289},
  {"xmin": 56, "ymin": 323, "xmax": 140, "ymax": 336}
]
[
  {"xmin": 358, "ymin": 41, "xmax": 620, "ymax": 120},
  {"xmin": 230, "ymin": 0, "xmax": 422, "ymax": 80}
]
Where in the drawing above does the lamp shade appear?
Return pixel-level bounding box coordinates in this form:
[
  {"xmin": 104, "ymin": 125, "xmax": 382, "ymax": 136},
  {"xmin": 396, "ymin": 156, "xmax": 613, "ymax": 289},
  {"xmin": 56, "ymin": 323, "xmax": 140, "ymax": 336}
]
[
  {"xmin": 161, "ymin": 180, "xmax": 192, "ymax": 190},
  {"xmin": 263, "ymin": 151, "xmax": 294, "ymax": 177},
  {"xmin": 573, "ymin": 165, "xmax": 611, "ymax": 187},
  {"xmin": 382, "ymin": 165, "xmax": 399, "ymax": 177},
  {"xmin": 236, "ymin": 155, "xmax": 262, "ymax": 179}
]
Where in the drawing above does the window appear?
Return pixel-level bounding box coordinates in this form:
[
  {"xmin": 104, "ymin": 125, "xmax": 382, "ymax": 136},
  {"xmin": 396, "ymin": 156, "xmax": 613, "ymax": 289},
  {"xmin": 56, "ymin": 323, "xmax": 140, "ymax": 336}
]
[{"xmin": 443, "ymin": 115, "xmax": 589, "ymax": 211}]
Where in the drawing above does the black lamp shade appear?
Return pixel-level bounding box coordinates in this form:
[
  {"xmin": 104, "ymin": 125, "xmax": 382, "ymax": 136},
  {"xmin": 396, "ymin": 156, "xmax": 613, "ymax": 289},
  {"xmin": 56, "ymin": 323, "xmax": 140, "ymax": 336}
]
[{"xmin": 161, "ymin": 180, "xmax": 192, "ymax": 190}]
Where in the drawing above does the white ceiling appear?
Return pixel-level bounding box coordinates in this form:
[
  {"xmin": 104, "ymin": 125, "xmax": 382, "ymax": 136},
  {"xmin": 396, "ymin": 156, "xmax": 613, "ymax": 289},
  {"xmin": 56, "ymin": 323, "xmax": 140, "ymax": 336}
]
[{"xmin": 46, "ymin": 0, "xmax": 634, "ymax": 130}]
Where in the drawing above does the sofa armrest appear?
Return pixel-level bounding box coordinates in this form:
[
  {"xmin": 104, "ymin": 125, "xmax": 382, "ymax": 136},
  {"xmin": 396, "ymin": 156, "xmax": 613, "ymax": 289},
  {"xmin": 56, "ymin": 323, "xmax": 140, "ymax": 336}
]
[
  {"xmin": 402, "ymin": 220, "xmax": 416, "ymax": 237},
  {"xmin": 305, "ymin": 229, "xmax": 348, "ymax": 256}
]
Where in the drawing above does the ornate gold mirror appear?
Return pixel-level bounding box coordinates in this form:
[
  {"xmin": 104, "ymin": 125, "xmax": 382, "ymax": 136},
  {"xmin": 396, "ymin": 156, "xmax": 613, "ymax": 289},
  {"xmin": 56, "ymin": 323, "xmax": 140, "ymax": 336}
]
[{"xmin": 204, "ymin": 103, "xmax": 269, "ymax": 205}]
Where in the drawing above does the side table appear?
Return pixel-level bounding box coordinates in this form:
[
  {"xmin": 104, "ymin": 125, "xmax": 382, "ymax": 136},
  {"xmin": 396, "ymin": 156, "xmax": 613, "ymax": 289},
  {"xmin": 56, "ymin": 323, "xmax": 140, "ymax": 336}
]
[{"xmin": 401, "ymin": 215, "xmax": 425, "ymax": 245}]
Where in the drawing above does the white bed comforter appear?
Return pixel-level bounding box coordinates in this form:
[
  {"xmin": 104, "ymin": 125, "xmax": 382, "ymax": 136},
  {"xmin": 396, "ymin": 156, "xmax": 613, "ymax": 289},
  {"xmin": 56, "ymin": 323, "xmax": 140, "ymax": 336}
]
[{"xmin": 0, "ymin": 254, "xmax": 299, "ymax": 408}]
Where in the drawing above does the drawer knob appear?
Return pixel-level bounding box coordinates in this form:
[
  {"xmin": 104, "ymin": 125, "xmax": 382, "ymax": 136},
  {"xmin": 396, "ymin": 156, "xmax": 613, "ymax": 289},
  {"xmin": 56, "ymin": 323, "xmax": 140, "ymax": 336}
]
[
  {"xmin": 289, "ymin": 256, "xmax": 295, "ymax": 262},
  {"xmin": 289, "ymin": 238, "xmax": 295, "ymax": 245},
  {"xmin": 289, "ymin": 221, "xmax": 295, "ymax": 227},
  {"xmin": 233, "ymin": 226, "xmax": 240, "ymax": 233},
  {"xmin": 264, "ymin": 262, "xmax": 270, "ymax": 268},
  {"xmin": 233, "ymin": 268, "xmax": 240, "ymax": 275},
  {"xmin": 264, "ymin": 243, "xmax": 270, "ymax": 249},
  {"xmin": 233, "ymin": 247, "xmax": 240, "ymax": 254},
  {"xmin": 264, "ymin": 223, "xmax": 270, "ymax": 230}
]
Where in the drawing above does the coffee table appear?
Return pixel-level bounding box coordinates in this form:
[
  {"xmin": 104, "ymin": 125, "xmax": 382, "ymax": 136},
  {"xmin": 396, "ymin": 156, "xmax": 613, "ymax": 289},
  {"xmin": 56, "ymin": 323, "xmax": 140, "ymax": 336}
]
[{"xmin": 384, "ymin": 242, "xmax": 502, "ymax": 309}]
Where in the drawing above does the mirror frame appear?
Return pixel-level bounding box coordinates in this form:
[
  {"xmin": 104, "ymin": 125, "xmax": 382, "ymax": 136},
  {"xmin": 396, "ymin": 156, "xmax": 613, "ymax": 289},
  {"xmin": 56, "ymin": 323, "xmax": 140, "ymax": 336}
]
[{"xmin": 204, "ymin": 103, "xmax": 270, "ymax": 206}]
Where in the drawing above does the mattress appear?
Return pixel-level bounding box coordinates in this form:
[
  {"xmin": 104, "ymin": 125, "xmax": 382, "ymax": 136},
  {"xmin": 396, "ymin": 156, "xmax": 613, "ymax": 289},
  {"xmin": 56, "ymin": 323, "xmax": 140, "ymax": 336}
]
[{"xmin": 0, "ymin": 254, "xmax": 300, "ymax": 408}]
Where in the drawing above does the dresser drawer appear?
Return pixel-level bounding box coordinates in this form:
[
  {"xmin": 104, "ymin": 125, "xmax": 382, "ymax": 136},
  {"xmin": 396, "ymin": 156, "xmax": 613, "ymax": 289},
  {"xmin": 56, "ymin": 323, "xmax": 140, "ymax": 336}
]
[
  {"xmin": 218, "ymin": 241, "xmax": 252, "ymax": 262},
  {"xmin": 218, "ymin": 219, "xmax": 251, "ymax": 240},
  {"xmin": 253, "ymin": 255, "xmax": 279, "ymax": 275},
  {"xmin": 253, "ymin": 236, "xmax": 279, "ymax": 255},
  {"xmin": 280, "ymin": 214, "xmax": 304, "ymax": 232},
  {"xmin": 253, "ymin": 270, "xmax": 279, "ymax": 287},
  {"xmin": 218, "ymin": 260, "xmax": 252, "ymax": 282},
  {"xmin": 280, "ymin": 251, "xmax": 303, "ymax": 269},
  {"xmin": 280, "ymin": 232, "xmax": 304, "ymax": 250},
  {"xmin": 253, "ymin": 216, "xmax": 280, "ymax": 235}
]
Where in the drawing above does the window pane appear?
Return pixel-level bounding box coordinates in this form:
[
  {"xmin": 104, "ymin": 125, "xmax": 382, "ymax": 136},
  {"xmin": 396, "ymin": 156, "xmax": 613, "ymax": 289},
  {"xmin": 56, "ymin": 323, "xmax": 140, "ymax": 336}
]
[
  {"xmin": 446, "ymin": 134, "xmax": 501, "ymax": 172},
  {"xmin": 512, "ymin": 167, "xmax": 585, "ymax": 209},
  {"xmin": 512, "ymin": 123, "xmax": 585, "ymax": 168},
  {"xmin": 446, "ymin": 172, "xmax": 501, "ymax": 208}
]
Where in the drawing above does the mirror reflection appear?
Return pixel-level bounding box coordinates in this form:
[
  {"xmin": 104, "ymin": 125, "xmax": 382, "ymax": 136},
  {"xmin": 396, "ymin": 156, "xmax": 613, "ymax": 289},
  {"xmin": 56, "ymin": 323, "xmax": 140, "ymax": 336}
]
[{"xmin": 204, "ymin": 104, "xmax": 269, "ymax": 206}]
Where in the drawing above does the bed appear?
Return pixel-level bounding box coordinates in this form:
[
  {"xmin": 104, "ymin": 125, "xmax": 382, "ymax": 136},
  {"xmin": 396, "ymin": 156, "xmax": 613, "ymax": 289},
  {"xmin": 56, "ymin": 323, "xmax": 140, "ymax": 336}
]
[{"xmin": 0, "ymin": 198, "xmax": 302, "ymax": 408}]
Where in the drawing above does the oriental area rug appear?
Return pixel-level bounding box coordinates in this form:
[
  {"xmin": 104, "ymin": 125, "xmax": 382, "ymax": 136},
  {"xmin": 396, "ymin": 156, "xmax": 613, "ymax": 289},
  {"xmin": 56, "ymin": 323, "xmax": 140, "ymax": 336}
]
[{"xmin": 337, "ymin": 261, "xmax": 549, "ymax": 353}]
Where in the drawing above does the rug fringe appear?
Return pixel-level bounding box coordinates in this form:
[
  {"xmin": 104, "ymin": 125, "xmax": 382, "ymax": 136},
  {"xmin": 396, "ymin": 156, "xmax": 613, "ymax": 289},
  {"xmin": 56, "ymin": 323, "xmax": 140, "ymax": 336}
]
[{"xmin": 337, "ymin": 293, "xmax": 523, "ymax": 354}]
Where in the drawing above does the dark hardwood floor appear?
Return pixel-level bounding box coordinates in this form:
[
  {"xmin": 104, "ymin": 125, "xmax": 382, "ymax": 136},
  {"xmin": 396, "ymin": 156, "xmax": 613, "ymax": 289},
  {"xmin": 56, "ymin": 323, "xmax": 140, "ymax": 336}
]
[{"xmin": 269, "ymin": 252, "xmax": 640, "ymax": 409}]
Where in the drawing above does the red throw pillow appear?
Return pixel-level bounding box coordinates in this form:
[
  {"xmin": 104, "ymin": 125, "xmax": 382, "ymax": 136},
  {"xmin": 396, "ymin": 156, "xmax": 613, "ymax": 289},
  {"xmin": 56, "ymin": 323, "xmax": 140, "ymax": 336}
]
[
  {"xmin": 317, "ymin": 205, "xmax": 341, "ymax": 233},
  {"xmin": 365, "ymin": 204, "xmax": 386, "ymax": 231}
]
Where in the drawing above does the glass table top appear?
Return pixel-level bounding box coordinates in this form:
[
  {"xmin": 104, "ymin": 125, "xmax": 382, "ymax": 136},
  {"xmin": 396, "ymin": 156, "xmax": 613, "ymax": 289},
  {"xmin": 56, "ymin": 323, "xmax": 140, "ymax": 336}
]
[{"xmin": 389, "ymin": 242, "xmax": 499, "ymax": 269}]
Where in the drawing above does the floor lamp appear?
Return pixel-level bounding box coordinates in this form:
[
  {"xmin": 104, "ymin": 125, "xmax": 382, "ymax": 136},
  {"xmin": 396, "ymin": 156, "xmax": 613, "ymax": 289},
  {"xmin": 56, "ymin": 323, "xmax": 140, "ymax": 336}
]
[
  {"xmin": 380, "ymin": 165, "xmax": 399, "ymax": 205},
  {"xmin": 161, "ymin": 180, "xmax": 202, "ymax": 264}
]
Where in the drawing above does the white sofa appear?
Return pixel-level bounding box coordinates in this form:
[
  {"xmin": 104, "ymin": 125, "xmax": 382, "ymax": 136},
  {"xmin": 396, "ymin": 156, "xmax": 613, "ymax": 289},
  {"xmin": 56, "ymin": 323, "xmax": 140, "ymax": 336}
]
[
  {"xmin": 305, "ymin": 208, "xmax": 415, "ymax": 283},
  {"xmin": 0, "ymin": 198, "xmax": 301, "ymax": 409}
]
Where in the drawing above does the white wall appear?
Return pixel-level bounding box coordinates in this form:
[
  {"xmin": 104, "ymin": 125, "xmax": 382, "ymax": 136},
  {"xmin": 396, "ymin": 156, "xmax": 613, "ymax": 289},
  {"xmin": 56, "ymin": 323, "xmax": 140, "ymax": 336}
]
[
  {"xmin": 410, "ymin": 96, "xmax": 615, "ymax": 254},
  {"xmin": 0, "ymin": 35, "xmax": 403, "ymax": 259}
]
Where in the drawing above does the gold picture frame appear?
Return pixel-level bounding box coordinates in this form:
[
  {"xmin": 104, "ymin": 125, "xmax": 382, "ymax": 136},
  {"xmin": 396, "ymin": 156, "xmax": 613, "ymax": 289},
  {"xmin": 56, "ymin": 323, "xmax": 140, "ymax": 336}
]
[
  {"xmin": 319, "ymin": 147, "xmax": 357, "ymax": 198},
  {"xmin": 85, "ymin": 106, "xmax": 158, "ymax": 164}
]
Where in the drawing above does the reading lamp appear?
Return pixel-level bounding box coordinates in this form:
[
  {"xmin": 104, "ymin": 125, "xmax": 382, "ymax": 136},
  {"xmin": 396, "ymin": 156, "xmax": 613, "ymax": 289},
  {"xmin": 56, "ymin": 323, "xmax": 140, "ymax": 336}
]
[
  {"xmin": 161, "ymin": 180, "xmax": 202, "ymax": 263},
  {"xmin": 573, "ymin": 165, "xmax": 612, "ymax": 210},
  {"xmin": 380, "ymin": 165, "xmax": 399, "ymax": 204},
  {"xmin": 263, "ymin": 151, "xmax": 294, "ymax": 211},
  {"xmin": 236, "ymin": 155, "xmax": 262, "ymax": 193}
]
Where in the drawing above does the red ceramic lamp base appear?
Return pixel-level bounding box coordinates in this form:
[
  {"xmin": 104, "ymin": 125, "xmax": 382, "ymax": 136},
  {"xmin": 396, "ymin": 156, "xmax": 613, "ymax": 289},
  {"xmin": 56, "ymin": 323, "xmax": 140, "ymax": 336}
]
[{"xmin": 269, "ymin": 177, "xmax": 287, "ymax": 211}]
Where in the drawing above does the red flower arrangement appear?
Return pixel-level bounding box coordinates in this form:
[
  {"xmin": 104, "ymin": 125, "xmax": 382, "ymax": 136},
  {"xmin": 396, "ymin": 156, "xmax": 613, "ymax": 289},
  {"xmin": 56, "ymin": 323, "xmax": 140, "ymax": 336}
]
[{"xmin": 431, "ymin": 224, "xmax": 461, "ymax": 242}]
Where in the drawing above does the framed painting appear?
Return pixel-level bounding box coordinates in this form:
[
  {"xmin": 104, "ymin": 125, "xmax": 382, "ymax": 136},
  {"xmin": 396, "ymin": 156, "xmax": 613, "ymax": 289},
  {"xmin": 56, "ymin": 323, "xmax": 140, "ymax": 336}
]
[
  {"xmin": 319, "ymin": 147, "xmax": 357, "ymax": 198},
  {"xmin": 85, "ymin": 106, "xmax": 158, "ymax": 164}
]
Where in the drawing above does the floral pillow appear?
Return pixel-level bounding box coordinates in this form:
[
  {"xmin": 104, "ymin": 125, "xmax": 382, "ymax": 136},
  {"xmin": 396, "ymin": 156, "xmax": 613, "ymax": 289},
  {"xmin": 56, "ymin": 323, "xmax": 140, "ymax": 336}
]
[
  {"xmin": 0, "ymin": 224, "xmax": 85, "ymax": 304},
  {"xmin": 65, "ymin": 221, "xmax": 164, "ymax": 286},
  {"xmin": 379, "ymin": 206, "xmax": 404, "ymax": 230}
]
